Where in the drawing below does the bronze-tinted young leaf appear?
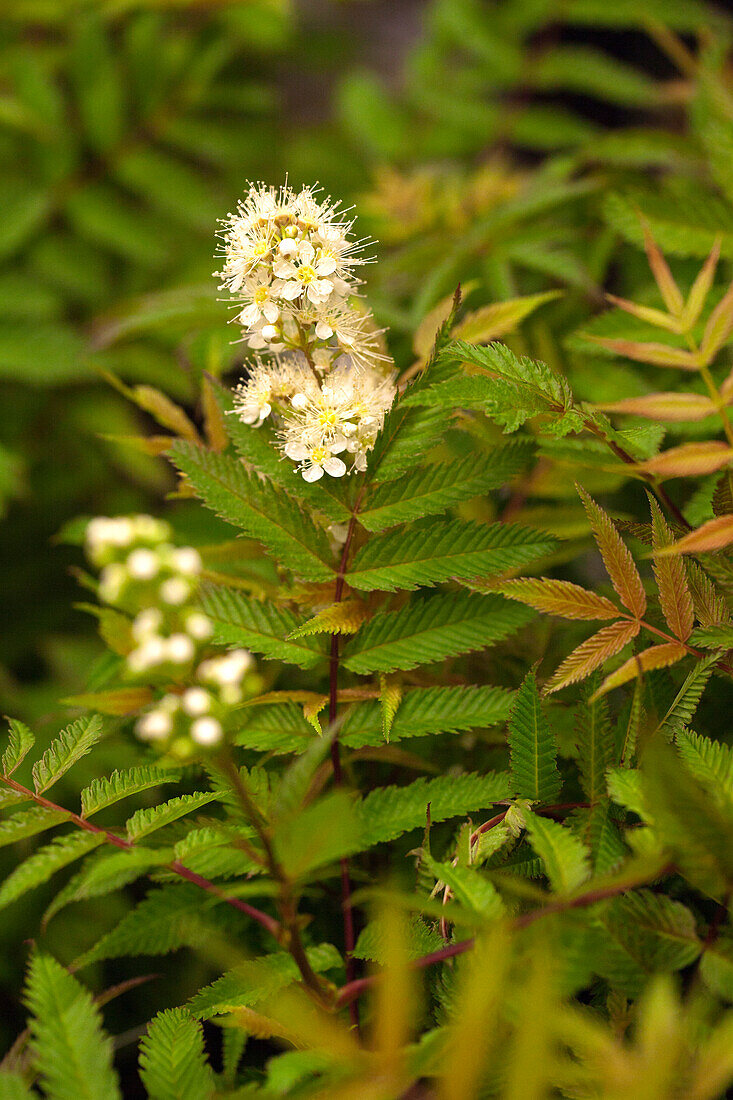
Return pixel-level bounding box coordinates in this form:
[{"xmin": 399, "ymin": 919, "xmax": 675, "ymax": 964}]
[
  {"xmin": 61, "ymin": 688, "xmax": 153, "ymax": 716},
  {"xmin": 650, "ymin": 498, "xmax": 694, "ymax": 641},
  {"xmin": 642, "ymin": 222, "xmax": 684, "ymax": 315},
  {"xmin": 700, "ymin": 282, "xmax": 733, "ymax": 362},
  {"xmin": 201, "ymin": 375, "xmax": 229, "ymax": 453},
  {"xmin": 680, "ymin": 237, "xmax": 721, "ymax": 331},
  {"xmin": 634, "ymin": 442, "xmax": 733, "ymax": 480},
  {"xmin": 578, "ymin": 487, "xmax": 646, "ymax": 618},
  {"xmin": 592, "ymin": 642, "xmax": 688, "ymax": 699},
  {"xmin": 597, "ymin": 392, "xmax": 716, "ymax": 422},
  {"xmin": 544, "ymin": 618, "xmax": 640, "ymax": 694},
  {"xmin": 584, "ymin": 335, "xmax": 697, "ymax": 370},
  {"xmin": 131, "ymin": 385, "xmax": 201, "ymax": 443},
  {"xmin": 605, "ymin": 294, "xmax": 679, "ymax": 333},
  {"xmin": 655, "ymin": 515, "xmax": 733, "ymax": 556},
  {"xmin": 498, "ymin": 577, "xmax": 620, "ymax": 621}
]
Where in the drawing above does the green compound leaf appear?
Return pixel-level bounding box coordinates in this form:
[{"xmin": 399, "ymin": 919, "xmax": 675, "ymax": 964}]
[
  {"xmin": 368, "ymin": 404, "xmax": 448, "ymax": 483},
  {"xmin": 655, "ymin": 655, "xmax": 717, "ymax": 740},
  {"xmin": 25, "ymin": 952, "xmax": 121, "ymax": 1100},
  {"xmin": 347, "ymin": 518, "xmax": 555, "ymax": 592},
  {"xmin": 0, "ymin": 806, "xmax": 69, "ymax": 850},
  {"xmin": 524, "ymin": 811, "xmax": 591, "ymax": 894},
  {"xmin": 356, "ymin": 771, "xmax": 511, "ymax": 848},
  {"xmin": 342, "ymin": 592, "xmax": 535, "ymax": 674},
  {"xmin": 188, "ymin": 943, "xmax": 341, "ymax": 1020},
  {"xmin": 412, "ymin": 340, "xmax": 583, "ymax": 436},
  {"xmin": 80, "ymin": 766, "xmax": 183, "ymax": 818},
  {"xmin": 1, "ymin": 718, "xmax": 35, "ymax": 776},
  {"xmin": 200, "ymin": 585, "xmax": 327, "ymax": 669},
  {"xmin": 31, "ymin": 715, "xmax": 104, "ymax": 794},
  {"xmin": 125, "ymin": 792, "xmax": 218, "ymax": 842},
  {"xmin": 170, "ymin": 442, "xmax": 334, "ymax": 582},
  {"xmin": 508, "ymin": 670, "xmax": 561, "ymax": 804},
  {"xmin": 75, "ymin": 883, "xmax": 240, "ymax": 968},
  {"xmin": 576, "ymin": 684, "xmax": 617, "ymax": 805},
  {"xmin": 138, "ymin": 1008, "xmax": 215, "ymax": 1100},
  {"xmin": 359, "ymin": 442, "xmax": 533, "ymax": 532},
  {"xmin": 676, "ymin": 729, "xmax": 733, "ymax": 804},
  {"xmin": 43, "ymin": 846, "xmax": 169, "ymax": 927},
  {"xmin": 233, "ymin": 685, "xmax": 515, "ymax": 754},
  {"xmin": 596, "ymin": 890, "xmax": 701, "ymax": 997},
  {"xmin": 0, "ymin": 831, "xmax": 104, "ymax": 913}
]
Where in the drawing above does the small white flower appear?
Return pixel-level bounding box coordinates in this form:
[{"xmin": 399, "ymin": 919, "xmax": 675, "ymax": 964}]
[
  {"xmin": 274, "ymin": 241, "xmax": 336, "ymax": 305},
  {"xmin": 284, "ymin": 440, "xmax": 347, "ymax": 481},
  {"xmin": 190, "ymin": 717, "xmax": 223, "ymax": 746}
]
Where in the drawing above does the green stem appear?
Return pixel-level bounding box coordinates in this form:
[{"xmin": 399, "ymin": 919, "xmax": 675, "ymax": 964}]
[{"xmin": 216, "ymin": 755, "xmax": 329, "ymax": 1003}]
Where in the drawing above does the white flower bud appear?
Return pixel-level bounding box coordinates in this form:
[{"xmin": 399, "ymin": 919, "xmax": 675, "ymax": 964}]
[
  {"xmin": 166, "ymin": 634, "xmax": 195, "ymax": 664},
  {"xmin": 190, "ymin": 717, "xmax": 223, "ymax": 746},
  {"xmin": 262, "ymin": 324, "xmax": 279, "ymax": 341},
  {"xmin": 99, "ymin": 563, "xmax": 127, "ymax": 603},
  {"xmin": 182, "ymin": 688, "xmax": 213, "ymax": 716},
  {"xmin": 127, "ymin": 548, "xmax": 159, "ymax": 580},
  {"xmin": 136, "ymin": 709, "xmax": 172, "ymax": 741},
  {"xmin": 173, "ymin": 548, "xmax": 202, "ymax": 575},
  {"xmin": 159, "ymin": 577, "xmax": 191, "ymax": 606},
  {"xmin": 131, "ymin": 608, "xmax": 163, "ymax": 641},
  {"xmin": 186, "ymin": 612, "xmax": 214, "ymax": 640}
]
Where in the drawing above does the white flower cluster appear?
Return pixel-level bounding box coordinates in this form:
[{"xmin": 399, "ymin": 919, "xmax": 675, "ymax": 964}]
[
  {"xmin": 217, "ymin": 182, "xmax": 396, "ymax": 481},
  {"xmin": 136, "ymin": 648, "xmax": 256, "ymax": 752},
  {"xmin": 85, "ymin": 515, "xmax": 259, "ymax": 754}
]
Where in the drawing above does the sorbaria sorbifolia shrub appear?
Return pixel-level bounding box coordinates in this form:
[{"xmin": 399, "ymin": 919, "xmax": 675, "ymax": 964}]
[{"xmin": 2, "ymin": 180, "xmax": 733, "ymax": 1099}]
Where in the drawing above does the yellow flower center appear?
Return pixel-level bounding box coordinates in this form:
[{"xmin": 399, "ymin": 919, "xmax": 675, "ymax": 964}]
[
  {"xmin": 254, "ymin": 286, "xmax": 270, "ymax": 305},
  {"xmin": 311, "ymin": 446, "xmax": 328, "ymax": 464},
  {"xmin": 298, "ymin": 265, "xmax": 316, "ymax": 284}
]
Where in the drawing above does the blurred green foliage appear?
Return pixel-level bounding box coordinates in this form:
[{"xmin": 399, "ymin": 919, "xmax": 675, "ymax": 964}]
[{"xmin": 3, "ymin": 0, "xmax": 733, "ymax": 1093}]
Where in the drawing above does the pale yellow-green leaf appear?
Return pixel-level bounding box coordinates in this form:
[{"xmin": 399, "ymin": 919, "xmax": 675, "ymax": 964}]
[
  {"xmin": 498, "ymin": 577, "xmax": 620, "ymax": 621},
  {"xmin": 452, "ymin": 290, "xmax": 562, "ymax": 345}
]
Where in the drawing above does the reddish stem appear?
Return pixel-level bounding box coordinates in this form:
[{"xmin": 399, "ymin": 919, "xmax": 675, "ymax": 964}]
[
  {"xmin": 0, "ymin": 774, "xmax": 280, "ymax": 939},
  {"xmin": 335, "ymin": 859, "xmax": 675, "ymax": 1009}
]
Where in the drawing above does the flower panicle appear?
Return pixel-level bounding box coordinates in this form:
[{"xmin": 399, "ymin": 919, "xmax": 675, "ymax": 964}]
[
  {"xmin": 218, "ymin": 180, "xmax": 396, "ymax": 481},
  {"xmin": 85, "ymin": 516, "xmax": 261, "ymax": 757}
]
